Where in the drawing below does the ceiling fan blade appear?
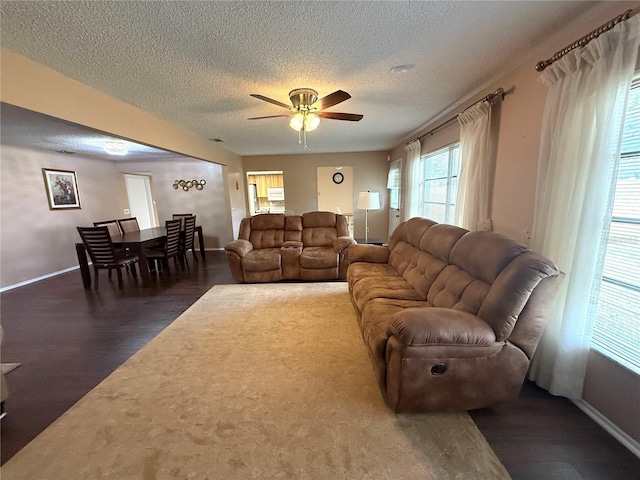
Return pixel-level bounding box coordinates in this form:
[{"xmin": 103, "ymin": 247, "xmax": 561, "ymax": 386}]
[
  {"xmin": 317, "ymin": 112, "xmax": 363, "ymax": 121},
  {"xmin": 248, "ymin": 115, "xmax": 291, "ymax": 120},
  {"xmin": 250, "ymin": 94, "xmax": 291, "ymax": 110},
  {"xmin": 313, "ymin": 90, "xmax": 351, "ymax": 110}
]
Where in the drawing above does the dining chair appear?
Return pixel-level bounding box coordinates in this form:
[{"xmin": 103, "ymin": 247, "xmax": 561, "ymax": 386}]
[
  {"xmin": 172, "ymin": 213, "xmax": 193, "ymax": 231},
  {"xmin": 93, "ymin": 220, "xmax": 122, "ymax": 237},
  {"xmin": 181, "ymin": 215, "xmax": 198, "ymax": 267},
  {"xmin": 93, "ymin": 220, "xmax": 129, "ymax": 275},
  {"xmin": 77, "ymin": 226, "xmax": 139, "ymax": 289},
  {"xmin": 145, "ymin": 219, "xmax": 183, "ymax": 274},
  {"xmin": 117, "ymin": 217, "xmax": 140, "ymax": 233}
]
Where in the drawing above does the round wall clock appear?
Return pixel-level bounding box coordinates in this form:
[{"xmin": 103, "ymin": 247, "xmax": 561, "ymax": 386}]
[{"xmin": 332, "ymin": 172, "xmax": 344, "ymax": 184}]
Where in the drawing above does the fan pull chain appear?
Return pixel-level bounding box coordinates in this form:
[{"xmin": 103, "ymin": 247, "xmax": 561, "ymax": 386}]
[{"xmin": 297, "ymin": 126, "xmax": 309, "ymax": 148}]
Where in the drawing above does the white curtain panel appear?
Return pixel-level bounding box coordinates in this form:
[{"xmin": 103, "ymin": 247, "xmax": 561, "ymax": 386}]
[
  {"xmin": 529, "ymin": 15, "xmax": 640, "ymax": 399},
  {"xmin": 403, "ymin": 140, "xmax": 421, "ymax": 220},
  {"xmin": 455, "ymin": 101, "xmax": 494, "ymax": 231},
  {"xmin": 387, "ymin": 159, "xmax": 402, "ymax": 189}
]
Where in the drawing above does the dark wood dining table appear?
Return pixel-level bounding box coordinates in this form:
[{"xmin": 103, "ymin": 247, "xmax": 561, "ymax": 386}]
[{"xmin": 76, "ymin": 225, "xmax": 206, "ymax": 289}]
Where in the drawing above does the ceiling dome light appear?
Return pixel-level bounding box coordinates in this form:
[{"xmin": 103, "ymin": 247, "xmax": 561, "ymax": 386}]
[
  {"xmin": 390, "ymin": 64, "xmax": 415, "ymax": 74},
  {"xmin": 103, "ymin": 140, "xmax": 128, "ymax": 155}
]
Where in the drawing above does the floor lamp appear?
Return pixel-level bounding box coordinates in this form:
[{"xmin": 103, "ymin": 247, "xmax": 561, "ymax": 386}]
[{"xmin": 357, "ymin": 191, "xmax": 380, "ymax": 243}]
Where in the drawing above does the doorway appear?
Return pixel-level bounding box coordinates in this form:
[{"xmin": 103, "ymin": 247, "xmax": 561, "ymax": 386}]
[
  {"xmin": 246, "ymin": 171, "xmax": 285, "ymax": 215},
  {"xmin": 124, "ymin": 174, "xmax": 156, "ymax": 229},
  {"xmin": 317, "ymin": 166, "xmax": 354, "ymax": 237}
]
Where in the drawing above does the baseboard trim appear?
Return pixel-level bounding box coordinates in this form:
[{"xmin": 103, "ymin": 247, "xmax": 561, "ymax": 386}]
[
  {"xmin": 573, "ymin": 398, "xmax": 640, "ymax": 459},
  {"xmin": 0, "ymin": 266, "xmax": 80, "ymax": 293},
  {"xmin": 1, "ymin": 250, "xmax": 224, "ymax": 292}
]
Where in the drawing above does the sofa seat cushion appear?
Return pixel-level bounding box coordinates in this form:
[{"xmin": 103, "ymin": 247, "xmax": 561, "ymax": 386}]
[
  {"xmin": 301, "ymin": 267, "xmax": 338, "ymax": 281},
  {"xmin": 242, "ymin": 248, "xmax": 281, "ymax": 272},
  {"xmin": 361, "ymin": 298, "xmax": 431, "ymax": 355},
  {"xmin": 300, "ymin": 247, "xmax": 338, "ymax": 269},
  {"xmin": 352, "ymin": 276, "xmax": 424, "ymax": 313},
  {"xmin": 347, "ymin": 262, "xmax": 398, "ymax": 288}
]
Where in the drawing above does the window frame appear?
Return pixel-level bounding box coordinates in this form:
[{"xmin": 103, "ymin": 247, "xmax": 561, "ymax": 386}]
[
  {"xmin": 418, "ymin": 142, "xmax": 460, "ymax": 224},
  {"xmin": 591, "ymin": 74, "xmax": 640, "ymax": 375}
]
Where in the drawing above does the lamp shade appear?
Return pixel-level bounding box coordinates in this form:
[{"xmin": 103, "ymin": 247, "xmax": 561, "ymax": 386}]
[{"xmin": 357, "ymin": 191, "xmax": 381, "ymax": 210}]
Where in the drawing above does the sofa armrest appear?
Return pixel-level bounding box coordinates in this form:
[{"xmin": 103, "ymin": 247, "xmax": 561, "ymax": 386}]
[
  {"xmin": 333, "ymin": 236, "xmax": 356, "ymax": 253},
  {"xmin": 347, "ymin": 244, "xmax": 390, "ymax": 264},
  {"xmin": 224, "ymin": 239, "xmax": 254, "ymax": 257},
  {"xmin": 387, "ymin": 307, "xmax": 496, "ymax": 347}
]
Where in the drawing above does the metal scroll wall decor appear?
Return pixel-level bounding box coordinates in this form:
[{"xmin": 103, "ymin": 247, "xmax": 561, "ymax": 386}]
[{"xmin": 173, "ymin": 179, "xmax": 206, "ymax": 191}]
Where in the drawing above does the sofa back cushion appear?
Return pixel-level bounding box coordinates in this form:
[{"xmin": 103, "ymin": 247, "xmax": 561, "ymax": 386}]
[
  {"xmin": 248, "ymin": 214, "xmax": 286, "ymax": 249},
  {"xmin": 387, "ymin": 218, "xmax": 435, "ymax": 278},
  {"xmin": 385, "ymin": 219, "xmax": 467, "ymax": 299},
  {"xmin": 428, "ymin": 231, "xmax": 532, "ymax": 339},
  {"xmin": 303, "ymin": 211, "xmax": 343, "ymax": 247},
  {"xmin": 401, "ymin": 224, "xmax": 469, "ymax": 298},
  {"xmin": 285, "ymin": 215, "xmax": 303, "ymax": 242},
  {"xmin": 478, "ymin": 250, "xmax": 559, "ymax": 341}
]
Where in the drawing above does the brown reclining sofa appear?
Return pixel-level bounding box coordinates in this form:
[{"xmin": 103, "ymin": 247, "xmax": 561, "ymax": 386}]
[
  {"xmin": 225, "ymin": 211, "xmax": 355, "ymax": 282},
  {"xmin": 347, "ymin": 217, "xmax": 560, "ymax": 413}
]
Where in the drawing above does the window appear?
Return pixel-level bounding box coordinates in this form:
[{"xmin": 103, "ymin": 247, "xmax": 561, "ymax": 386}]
[
  {"xmin": 418, "ymin": 143, "xmax": 460, "ymax": 224},
  {"xmin": 387, "ymin": 159, "xmax": 402, "ymax": 209},
  {"xmin": 592, "ymin": 75, "xmax": 640, "ymax": 373}
]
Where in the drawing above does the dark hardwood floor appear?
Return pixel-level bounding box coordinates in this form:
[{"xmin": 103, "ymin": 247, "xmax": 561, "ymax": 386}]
[{"xmin": 1, "ymin": 250, "xmax": 638, "ymax": 478}]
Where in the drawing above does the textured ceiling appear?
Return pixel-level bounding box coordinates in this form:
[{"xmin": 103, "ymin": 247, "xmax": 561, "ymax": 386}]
[{"xmin": 0, "ymin": 1, "xmax": 607, "ymax": 158}]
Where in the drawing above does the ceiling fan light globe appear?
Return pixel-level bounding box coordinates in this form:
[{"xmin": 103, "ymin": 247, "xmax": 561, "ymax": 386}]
[
  {"xmin": 289, "ymin": 113, "xmax": 305, "ymax": 131},
  {"xmin": 306, "ymin": 114, "xmax": 320, "ymax": 131}
]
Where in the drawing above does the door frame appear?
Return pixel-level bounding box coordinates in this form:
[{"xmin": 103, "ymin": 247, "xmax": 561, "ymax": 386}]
[{"xmin": 124, "ymin": 174, "xmax": 156, "ymax": 229}]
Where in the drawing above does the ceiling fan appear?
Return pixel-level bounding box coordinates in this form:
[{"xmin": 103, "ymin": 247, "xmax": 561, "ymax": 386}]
[{"xmin": 248, "ymin": 88, "xmax": 363, "ymax": 148}]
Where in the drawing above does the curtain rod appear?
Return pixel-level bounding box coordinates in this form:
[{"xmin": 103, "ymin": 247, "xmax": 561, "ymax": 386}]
[
  {"xmin": 535, "ymin": 5, "xmax": 640, "ymax": 72},
  {"xmin": 410, "ymin": 87, "xmax": 506, "ymax": 144}
]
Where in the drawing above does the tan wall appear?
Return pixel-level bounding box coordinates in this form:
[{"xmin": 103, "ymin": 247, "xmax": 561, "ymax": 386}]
[
  {"xmin": 390, "ymin": 67, "xmax": 547, "ymax": 242},
  {"xmin": 243, "ymin": 151, "xmax": 390, "ymax": 240},
  {"xmin": 1, "ymin": 1, "xmax": 636, "ymax": 446},
  {"xmin": 117, "ymin": 158, "xmax": 233, "ymax": 249},
  {"xmin": 0, "ymin": 146, "xmax": 129, "ymax": 287},
  {"xmin": 390, "ymin": 1, "xmax": 640, "ymax": 447},
  {"xmin": 0, "ymin": 147, "xmax": 235, "ymax": 289},
  {"xmin": 583, "ymin": 351, "xmax": 640, "ymax": 443},
  {"xmin": 393, "ymin": 2, "xmax": 638, "ymax": 243},
  {"xmin": 0, "ymin": 48, "xmax": 242, "ymax": 170},
  {"xmin": 0, "ymin": 48, "xmax": 247, "ymax": 242}
]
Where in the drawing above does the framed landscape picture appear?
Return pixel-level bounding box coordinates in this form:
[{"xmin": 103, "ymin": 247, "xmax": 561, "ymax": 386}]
[{"xmin": 42, "ymin": 168, "xmax": 82, "ymax": 210}]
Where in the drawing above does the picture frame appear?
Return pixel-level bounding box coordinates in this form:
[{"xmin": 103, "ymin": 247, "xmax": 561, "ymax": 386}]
[{"xmin": 42, "ymin": 168, "xmax": 82, "ymax": 210}]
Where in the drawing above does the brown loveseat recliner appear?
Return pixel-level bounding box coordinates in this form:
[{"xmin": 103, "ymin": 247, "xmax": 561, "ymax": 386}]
[
  {"xmin": 225, "ymin": 211, "xmax": 355, "ymax": 282},
  {"xmin": 347, "ymin": 217, "xmax": 560, "ymax": 413}
]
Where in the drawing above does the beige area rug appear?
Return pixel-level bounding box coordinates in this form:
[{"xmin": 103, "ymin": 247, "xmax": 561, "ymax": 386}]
[{"xmin": 1, "ymin": 283, "xmax": 510, "ymax": 480}]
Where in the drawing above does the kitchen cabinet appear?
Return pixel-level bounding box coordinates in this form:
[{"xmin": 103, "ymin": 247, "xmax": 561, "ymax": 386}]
[{"xmin": 248, "ymin": 174, "xmax": 283, "ymax": 198}]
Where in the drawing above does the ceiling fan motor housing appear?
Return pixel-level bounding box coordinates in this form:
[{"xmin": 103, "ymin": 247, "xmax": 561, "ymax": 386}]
[{"xmin": 289, "ymin": 88, "xmax": 318, "ymax": 109}]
